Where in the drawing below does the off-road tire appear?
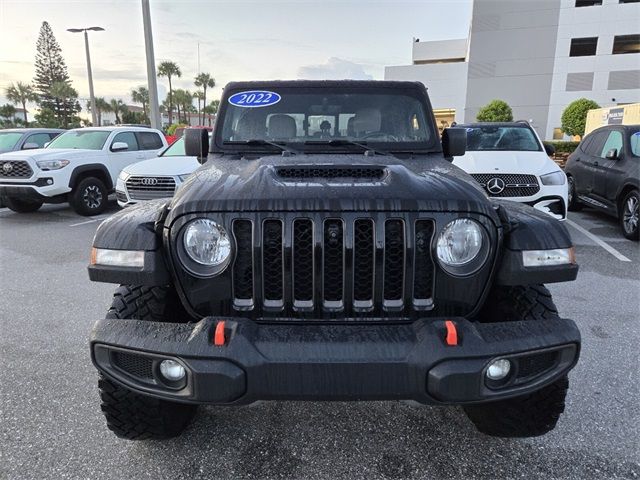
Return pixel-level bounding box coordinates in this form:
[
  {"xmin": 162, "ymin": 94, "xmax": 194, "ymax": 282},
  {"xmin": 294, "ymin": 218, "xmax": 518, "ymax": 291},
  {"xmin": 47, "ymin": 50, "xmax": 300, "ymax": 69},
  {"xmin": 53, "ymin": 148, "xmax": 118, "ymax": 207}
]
[
  {"xmin": 567, "ymin": 175, "xmax": 583, "ymax": 212},
  {"xmin": 4, "ymin": 197, "xmax": 43, "ymax": 213},
  {"xmin": 98, "ymin": 284, "xmax": 196, "ymax": 440},
  {"xmin": 619, "ymin": 189, "xmax": 639, "ymax": 241},
  {"xmin": 465, "ymin": 285, "xmax": 569, "ymax": 437},
  {"xmin": 71, "ymin": 176, "xmax": 107, "ymax": 216}
]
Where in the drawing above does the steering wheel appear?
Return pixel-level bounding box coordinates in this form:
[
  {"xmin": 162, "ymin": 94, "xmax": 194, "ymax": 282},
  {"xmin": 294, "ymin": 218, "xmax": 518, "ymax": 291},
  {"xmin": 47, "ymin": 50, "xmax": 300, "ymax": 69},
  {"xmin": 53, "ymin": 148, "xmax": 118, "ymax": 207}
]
[{"xmin": 361, "ymin": 132, "xmax": 398, "ymax": 141}]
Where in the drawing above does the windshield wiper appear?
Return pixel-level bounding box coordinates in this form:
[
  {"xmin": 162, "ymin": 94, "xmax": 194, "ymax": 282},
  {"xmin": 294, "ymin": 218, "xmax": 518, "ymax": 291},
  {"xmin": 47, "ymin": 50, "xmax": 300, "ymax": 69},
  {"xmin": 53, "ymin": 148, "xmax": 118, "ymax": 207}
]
[
  {"xmin": 303, "ymin": 139, "xmax": 392, "ymax": 156},
  {"xmin": 223, "ymin": 139, "xmax": 300, "ymax": 156}
]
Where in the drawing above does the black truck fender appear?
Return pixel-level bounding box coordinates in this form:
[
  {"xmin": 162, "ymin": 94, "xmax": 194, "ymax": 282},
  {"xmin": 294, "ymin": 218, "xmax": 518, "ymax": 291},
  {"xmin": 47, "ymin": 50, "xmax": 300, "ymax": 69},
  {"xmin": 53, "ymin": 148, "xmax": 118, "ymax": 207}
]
[
  {"xmin": 88, "ymin": 199, "xmax": 171, "ymax": 285},
  {"xmin": 493, "ymin": 200, "xmax": 579, "ymax": 285},
  {"xmin": 69, "ymin": 164, "xmax": 114, "ymax": 191}
]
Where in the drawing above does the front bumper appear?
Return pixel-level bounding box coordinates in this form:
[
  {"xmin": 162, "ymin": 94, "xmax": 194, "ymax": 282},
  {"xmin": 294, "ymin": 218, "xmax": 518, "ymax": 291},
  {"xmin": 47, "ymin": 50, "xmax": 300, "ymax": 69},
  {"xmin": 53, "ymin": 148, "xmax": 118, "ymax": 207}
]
[{"xmin": 91, "ymin": 316, "xmax": 580, "ymax": 405}]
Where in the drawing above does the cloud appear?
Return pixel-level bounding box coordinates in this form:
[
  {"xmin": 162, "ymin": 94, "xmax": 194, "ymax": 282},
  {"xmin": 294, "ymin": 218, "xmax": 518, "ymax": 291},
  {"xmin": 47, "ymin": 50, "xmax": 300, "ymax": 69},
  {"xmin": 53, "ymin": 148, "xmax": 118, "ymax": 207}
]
[{"xmin": 297, "ymin": 57, "xmax": 373, "ymax": 80}]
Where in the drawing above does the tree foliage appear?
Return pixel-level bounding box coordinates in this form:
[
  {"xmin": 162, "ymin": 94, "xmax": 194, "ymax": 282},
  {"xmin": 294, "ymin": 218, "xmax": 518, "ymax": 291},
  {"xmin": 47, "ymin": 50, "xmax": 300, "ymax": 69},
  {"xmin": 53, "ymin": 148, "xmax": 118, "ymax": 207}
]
[
  {"xmin": 476, "ymin": 99, "xmax": 513, "ymax": 122},
  {"xmin": 109, "ymin": 99, "xmax": 128, "ymax": 124},
  {"xmin": 157, "ymin": 61, "xmax": 181, "ymax": 125},
  {"xmin": 194, "ymin": 72, "xmax": 215, "ymax": 125},
  {"xmin": 5, "ymin": 82, "xmax": 38, "ymax": 126},
  {"xmin": 560, "ymin": 98, "xmax": 600, "ymax": 138},
  {"xmin": 88, "ymin": 97, "xmax": 111, "ymax": 126},
  {"xmin": 131, "ymin": 86, "xmax": 150, "ymax": 117}
]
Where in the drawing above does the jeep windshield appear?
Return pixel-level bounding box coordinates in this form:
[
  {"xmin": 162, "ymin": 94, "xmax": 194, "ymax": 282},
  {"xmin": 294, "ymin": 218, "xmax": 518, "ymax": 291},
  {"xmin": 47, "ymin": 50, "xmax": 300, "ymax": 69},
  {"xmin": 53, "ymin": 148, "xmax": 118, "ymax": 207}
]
[
  {"xmin": 47, "ymin": 130, "xmax": 110, "ymax": 150},
  {"xmin": 218, "ymin": 87, "xmax": 435, "ymax": 153},
  {"xmin": 462, "ymin": 125, "xmax": 542, "ymax": 152}
]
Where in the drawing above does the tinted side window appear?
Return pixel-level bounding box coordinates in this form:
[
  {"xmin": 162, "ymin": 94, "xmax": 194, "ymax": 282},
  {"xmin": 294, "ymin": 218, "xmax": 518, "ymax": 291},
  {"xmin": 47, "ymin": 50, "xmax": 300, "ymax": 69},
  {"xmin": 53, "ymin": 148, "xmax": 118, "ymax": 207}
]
[
  {"xmin": 583, "ymin": 131, "xmax": 607, "ymax": 156},
  {"xmin": 136, "ymin": 132, "xmax": 164, "ymax": 150},
  {"xmin": 600, "ymin": 130, "xmax": 624, "ymax": 157},
  {"xmin": 24, "ymin": 133, "xmax": 53, "ymax": 148},
  {"xmin": 112, "ymin": 132, "xmax": 139, "ymax": 151},
  {"xmin": 48, "ymin": 132, "xmax": 61, "ymax": 140}
]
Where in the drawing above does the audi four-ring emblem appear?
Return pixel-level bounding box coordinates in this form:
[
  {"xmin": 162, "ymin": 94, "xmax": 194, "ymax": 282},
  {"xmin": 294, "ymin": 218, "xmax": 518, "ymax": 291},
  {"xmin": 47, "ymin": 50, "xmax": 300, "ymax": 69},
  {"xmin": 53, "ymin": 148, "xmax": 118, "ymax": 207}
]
[{"xmin": 140, "ymin": 177, "xmax": 158, "ymax": 186}]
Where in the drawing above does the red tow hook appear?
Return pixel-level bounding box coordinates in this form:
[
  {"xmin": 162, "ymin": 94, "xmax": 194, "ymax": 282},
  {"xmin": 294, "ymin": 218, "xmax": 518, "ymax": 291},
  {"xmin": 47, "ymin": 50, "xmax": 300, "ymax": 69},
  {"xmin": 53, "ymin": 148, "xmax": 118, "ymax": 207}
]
[
  {"xmin": 214, "ymin": 321, "xmax": 226, "ymax": 346},
  {"xmin": 444, "ymin": 320, "xmax": 458, "ymax": 346}
]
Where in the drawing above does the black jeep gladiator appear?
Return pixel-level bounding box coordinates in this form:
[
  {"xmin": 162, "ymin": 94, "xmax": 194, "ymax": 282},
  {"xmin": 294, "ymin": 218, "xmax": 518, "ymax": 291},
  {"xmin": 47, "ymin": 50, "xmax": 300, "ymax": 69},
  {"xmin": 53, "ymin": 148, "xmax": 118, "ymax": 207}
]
[{"xmin": 88, "ymin": 80, "xmax": 580, "ymax": 440}]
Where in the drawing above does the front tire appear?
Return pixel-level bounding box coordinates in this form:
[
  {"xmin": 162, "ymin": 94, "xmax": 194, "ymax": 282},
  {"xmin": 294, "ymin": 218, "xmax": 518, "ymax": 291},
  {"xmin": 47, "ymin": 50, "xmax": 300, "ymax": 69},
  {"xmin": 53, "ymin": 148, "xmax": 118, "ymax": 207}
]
[
  {"xmin": 71, "ymin": 176, "xmax": 108, "ymax": 216},
  {"xmin": 567, "ymin": 175, "xmax": 583, "ymax": 212},
  {"xmin": 4, "ymin": 197, "xmax": 43, "ymax": 213},
  {"xmin": 98, "ymin": 285, "xmax": 197, "ymax": 440},
  {"xmin": 465, "ymin": 285, "xmax": 569, "ymax": 437},
  {"xmin": 620, "ymin": 189, "xmax": 639, "ymax": 241}
]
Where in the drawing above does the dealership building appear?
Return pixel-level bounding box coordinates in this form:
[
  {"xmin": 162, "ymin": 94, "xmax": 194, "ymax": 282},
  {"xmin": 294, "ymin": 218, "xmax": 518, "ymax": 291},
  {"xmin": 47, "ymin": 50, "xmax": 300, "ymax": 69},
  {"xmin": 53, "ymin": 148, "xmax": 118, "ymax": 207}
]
[{"xmin": 385, "ymin": 0, "xmax": 640, "ymax": 140}]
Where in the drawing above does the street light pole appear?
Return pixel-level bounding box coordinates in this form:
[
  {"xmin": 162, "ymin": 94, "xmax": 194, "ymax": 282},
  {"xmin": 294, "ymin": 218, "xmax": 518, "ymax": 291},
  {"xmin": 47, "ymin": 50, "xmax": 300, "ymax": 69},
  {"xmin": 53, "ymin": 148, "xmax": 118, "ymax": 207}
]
[
  {"xmin": 67, "ymin": 27, "xmax": 104, "ymax": 126},
  {"xmin": 142, "ymin": 0, "xmax": 161, "ymax": 130}
]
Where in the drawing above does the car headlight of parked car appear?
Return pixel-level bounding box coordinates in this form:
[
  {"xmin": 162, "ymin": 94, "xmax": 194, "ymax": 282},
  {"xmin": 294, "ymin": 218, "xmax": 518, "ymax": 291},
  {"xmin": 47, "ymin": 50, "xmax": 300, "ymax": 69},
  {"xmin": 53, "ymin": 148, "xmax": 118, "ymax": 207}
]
[
  {"xmin": 540, "ymin": 171, "xmax": 566, "ymax": 186},
  {"xmin": 178, "ymin": 218, "xmax": 232, "ymax": 276},
  {"xmin": 36, "ymin": 159, "xmax": 69, "ymax": 170},
  {"xmin": 436, "ymin": 218, "xmax": 489, "ymax": 276}
]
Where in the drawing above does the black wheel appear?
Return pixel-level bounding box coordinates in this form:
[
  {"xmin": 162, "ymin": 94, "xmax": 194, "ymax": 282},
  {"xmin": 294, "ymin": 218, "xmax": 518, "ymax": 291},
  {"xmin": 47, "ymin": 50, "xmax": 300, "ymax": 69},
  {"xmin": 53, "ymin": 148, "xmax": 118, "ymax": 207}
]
[
  {"xmin": 620, "ymin": 189, "xmax": 639, "ymax": 241},
  {"xmin": 98, "ymin": 285, "xmax": 196, "ymax": 440},
  {"xmin": 465, "ymin": 285, "xmax": 569, "ymax": 437},
  {"xmin": 567, "ymin": 175, "xmax": 583, "ymax": 211},
  {"xmin": 71, "ymin": 176, "xmax": 107, "ymax": 216},
  {"xmin": 3, "ymin": 197, "xmax": 43, "ymax": 213}
]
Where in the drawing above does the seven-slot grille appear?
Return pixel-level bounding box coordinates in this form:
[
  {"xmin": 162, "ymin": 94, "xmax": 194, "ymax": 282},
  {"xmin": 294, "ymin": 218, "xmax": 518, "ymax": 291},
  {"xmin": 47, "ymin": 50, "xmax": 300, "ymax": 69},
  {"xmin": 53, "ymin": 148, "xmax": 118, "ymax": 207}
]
[
  {"xmin": 231, "ymin": 215, "xmax": 436, "ymax": 316},
  {"xmin": 125, "ymin": 175, "xmax": 177, "ymax": 200},
  {"xmin": 0, "ymin": 160, "xmax": 33, "ymax": 178},
  {"xmin": 470, "ymin": 173, "xmax": 539, "ymax": 198}
]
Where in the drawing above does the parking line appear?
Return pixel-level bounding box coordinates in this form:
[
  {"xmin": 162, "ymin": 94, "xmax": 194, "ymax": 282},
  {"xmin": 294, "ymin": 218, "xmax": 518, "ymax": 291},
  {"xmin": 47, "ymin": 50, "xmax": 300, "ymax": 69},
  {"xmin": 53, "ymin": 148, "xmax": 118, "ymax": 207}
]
[
  {"xmin": 566, "ymin": 219, "xmax": 631, "ymax": 262},
  {"xmin": 69, "ymin": 216, "xmax": 107, "ymax": 227}
]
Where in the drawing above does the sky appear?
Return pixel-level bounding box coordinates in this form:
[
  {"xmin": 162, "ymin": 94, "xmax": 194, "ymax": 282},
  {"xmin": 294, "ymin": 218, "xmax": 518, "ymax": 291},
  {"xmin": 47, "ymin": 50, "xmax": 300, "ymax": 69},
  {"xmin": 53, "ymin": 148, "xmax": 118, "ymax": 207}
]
[{"xmin": 0, "ymin": 0, "xmax": 472, "ymax": 113}]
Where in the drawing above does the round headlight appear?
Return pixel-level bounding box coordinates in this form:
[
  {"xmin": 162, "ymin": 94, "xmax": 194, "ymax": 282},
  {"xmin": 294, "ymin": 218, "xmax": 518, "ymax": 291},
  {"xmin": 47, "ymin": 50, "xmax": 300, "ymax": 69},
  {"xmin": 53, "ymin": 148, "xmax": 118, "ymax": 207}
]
[
  {"xmin": 436, "ymin": 218, "xmax": 488, "ymax": 275},
  {"xmin": 183, "ymin": 219, "xmax": 231, "ymax": 267}
]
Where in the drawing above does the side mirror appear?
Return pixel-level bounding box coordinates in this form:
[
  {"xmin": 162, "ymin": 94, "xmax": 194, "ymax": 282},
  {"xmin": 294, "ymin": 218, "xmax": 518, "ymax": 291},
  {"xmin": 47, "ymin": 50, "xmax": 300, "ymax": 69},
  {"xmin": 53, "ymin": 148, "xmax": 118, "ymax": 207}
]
[
  {"xmin": 543, "ymin": 142, "xmax": 555, "ymax": 156},
  {"xmin": 22, "ymin": 142, "xmax": 40, "ymax": 150},
  {"xmin": 605, "ymin": 148, "xmax": 618, "ymax": 160},
  {"xmin": 184, "ymin": 128, "xmax": 210, "ymax": 164},
  {"xmin": 442, "ymin": 127, "xmax": 466, "ymax": 160},
  {"xmin": 111, "ymin": 142, "xmax": 129, "ymax": 152}
]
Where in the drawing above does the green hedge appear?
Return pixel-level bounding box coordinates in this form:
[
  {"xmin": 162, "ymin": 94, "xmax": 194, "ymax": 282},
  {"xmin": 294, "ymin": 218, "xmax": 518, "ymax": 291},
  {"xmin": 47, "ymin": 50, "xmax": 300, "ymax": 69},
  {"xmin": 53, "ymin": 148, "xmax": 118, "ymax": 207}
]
[{"xmin": 547, "ymin": 141, "xmax": 580, "ymax": 154}]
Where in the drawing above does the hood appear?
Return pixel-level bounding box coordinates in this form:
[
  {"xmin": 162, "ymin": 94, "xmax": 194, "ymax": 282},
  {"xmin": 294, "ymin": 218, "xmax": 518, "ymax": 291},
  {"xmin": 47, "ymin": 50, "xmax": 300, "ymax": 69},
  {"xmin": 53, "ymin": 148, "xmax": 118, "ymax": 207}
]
[
  {"xmin": 453, "ymin": 150, "xmax": 557, "ymax": 175},
  {"xmin": 0, "ymin": 148, "xmax": 102, "ymax": 162},
  {"xmin": 166, "ymin": 153, "xmax": 496, "ymax": 222},
  {"xmin": 124, "ymin": 155, "xmax": 200, "ymax": 177}
]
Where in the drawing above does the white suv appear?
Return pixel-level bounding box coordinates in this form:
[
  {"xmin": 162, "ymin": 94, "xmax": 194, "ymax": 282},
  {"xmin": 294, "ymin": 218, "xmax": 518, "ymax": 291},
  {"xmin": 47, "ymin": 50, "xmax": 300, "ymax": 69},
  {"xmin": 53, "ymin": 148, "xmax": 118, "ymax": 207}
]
[
  {"xmin": 116, "ymin": 136, "xmax": 202, "ymax": 207},
  {"xmin": 454, "ymin": 122, "xmax": 568, "ymax": 220},
  {"xmin": 0, "ymin": 126, "xmax": 167, "ymax": 215}
]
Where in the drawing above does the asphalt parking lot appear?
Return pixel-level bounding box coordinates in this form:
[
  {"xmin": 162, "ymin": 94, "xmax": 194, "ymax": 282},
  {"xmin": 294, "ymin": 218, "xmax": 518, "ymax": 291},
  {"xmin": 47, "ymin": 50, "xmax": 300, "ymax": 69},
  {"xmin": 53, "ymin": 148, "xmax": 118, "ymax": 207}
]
[{"xmin": 1, "ymin": 201, "xmax": 638, "ymax": 480}]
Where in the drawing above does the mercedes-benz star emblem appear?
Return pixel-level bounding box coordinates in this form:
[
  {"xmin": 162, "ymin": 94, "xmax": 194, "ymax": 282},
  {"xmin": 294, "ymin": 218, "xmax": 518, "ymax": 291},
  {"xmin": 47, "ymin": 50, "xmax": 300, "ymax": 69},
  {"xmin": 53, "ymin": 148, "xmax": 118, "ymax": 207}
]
[
  {"xmin": 141, "ymin": 177, "xmax": 158, "ymax": 186},
  {"xmin": 2, "ymin": 162, "xmax": 13, "ymax": 174},
  {"xmin": 486, "ymin": 177, "xmax": 506, "ymax": 195}
]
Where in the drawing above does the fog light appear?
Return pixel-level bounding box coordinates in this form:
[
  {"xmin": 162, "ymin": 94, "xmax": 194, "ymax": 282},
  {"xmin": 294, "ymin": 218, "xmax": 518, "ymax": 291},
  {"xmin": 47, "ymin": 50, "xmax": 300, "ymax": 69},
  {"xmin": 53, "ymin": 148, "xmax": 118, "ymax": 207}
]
[
  {"xmin": 159, "ymin": 359, "xmax": 186, "ymax": 381},
  {"xmin": 486, "ymin": 359, "xmax": 511, "ymax": 380}
]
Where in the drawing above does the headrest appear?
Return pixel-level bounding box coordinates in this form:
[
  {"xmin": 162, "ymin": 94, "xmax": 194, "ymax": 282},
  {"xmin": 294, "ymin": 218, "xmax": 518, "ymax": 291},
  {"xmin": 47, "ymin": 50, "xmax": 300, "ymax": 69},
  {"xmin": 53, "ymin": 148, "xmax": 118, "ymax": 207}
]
[
  {"xmin": 353, "ymin": 108, "xmax": 381, "ymax": 133},
  {"xmin": 267, "ymin": 114, "xmax": 297, "ymax": 139}
]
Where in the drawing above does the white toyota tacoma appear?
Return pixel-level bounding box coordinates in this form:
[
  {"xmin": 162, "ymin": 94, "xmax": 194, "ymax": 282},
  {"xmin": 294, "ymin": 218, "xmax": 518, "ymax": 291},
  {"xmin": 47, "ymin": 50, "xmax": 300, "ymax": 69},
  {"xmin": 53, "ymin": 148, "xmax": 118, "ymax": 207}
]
[
  {"xmin": 0, "ymin": 126, "xmax": 167, "ymax": 215},
  {"xmin": 116, "ymin": 136, "xmax": 201, "ymax": 207},
  {"xmin": 454, "ymin": 122, "xmax": 567, "ymax": 220}
]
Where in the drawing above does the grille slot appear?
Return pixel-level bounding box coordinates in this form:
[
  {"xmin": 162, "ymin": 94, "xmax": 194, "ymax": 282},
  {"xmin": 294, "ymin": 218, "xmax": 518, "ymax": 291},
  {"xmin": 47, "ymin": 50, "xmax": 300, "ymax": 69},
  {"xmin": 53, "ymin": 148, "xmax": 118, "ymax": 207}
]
[
  {"xmin": 353, "ymin": 219, "xmax": 375, "ymax": 309},
  {"xmin": 413, "ymin": 220, "xmax": 435, "ymax": 308},
  {"xmin": 0, "ymin": 160, "xmax": 33, "ymax": 178},
  {"xmin": 112, "ymin": 351, "xmax": 154, "ymax": 381},
  {"xmin": 276, "ymin": 166, "xmax": 385, "ymax": 180},
  {"xmin": 232, "ymin": 220, "xmax": 254, "ymax": 308},
  {"xmin": 293, "ymin": 219, "xmax": 314, "ymax": 308},
  {"xmin": 517, "ymin": 351, "xmax": 558, "ymax": 380},
  {"xmin": 262, "ymin": 220, "xmax": 284, "ymax": 308},
  {"xmin": 470, "ymin": 173, "xmax": 540, "ymax": 198},
  {"xmin": 125, "ymin": 176, "xmax": 176, "ymax": 200},
  {"xmin": 323, "ymin": 219, "xmax": 344, "ymax": 309},
  {"xmin": 383, "ymin": 220, "xmax": 405, "ymax": 309}
]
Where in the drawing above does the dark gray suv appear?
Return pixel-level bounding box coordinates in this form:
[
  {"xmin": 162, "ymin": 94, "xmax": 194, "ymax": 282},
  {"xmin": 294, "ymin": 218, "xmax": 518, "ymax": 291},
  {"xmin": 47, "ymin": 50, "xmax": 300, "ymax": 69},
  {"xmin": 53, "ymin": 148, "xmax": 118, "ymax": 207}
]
[{"xmin": 0, "ymin": 128, "xmax": 64, "ymax": 154}]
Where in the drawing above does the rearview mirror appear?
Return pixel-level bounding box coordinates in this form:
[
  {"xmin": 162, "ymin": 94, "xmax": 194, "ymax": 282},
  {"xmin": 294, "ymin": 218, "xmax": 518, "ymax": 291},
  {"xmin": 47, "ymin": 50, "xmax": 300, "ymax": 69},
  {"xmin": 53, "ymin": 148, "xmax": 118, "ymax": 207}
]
[
  {"xmin": 543, "ymin": 143, "xmax": 555, "ymax": 156},
  {"xmin": 22, "ymin": 142, "xmax": 40, "ymax": 150},
  {"xmin": 442, "ymin": 127, "xmax": 466, "ymax": 160},
  {"xmin": 111, "ymin": 142, "xmax": 129, "ymax": 152},
  {"xmin": 605, "ymin": 148, "xmax": 618, "ymax": 160},
  {"xmin": 184, "ymin": 128, "xmax": 210, "ymax": 164}
]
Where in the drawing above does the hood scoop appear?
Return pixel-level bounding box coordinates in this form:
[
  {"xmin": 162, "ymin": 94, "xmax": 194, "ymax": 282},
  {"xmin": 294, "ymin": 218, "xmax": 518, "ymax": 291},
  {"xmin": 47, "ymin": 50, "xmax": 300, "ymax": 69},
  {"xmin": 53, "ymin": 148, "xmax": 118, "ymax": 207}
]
[{"xmin": 274, "ymin": 165, "xmax": 387, "ymax": 181}]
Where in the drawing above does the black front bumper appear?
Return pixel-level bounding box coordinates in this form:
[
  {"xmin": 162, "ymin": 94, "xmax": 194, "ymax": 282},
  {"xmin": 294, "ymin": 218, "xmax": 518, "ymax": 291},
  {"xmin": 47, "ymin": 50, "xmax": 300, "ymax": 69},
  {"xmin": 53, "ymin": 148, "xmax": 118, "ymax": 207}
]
[{"xmin": 90, "ymin": 317, "xmax": 580, "ymax": 405}]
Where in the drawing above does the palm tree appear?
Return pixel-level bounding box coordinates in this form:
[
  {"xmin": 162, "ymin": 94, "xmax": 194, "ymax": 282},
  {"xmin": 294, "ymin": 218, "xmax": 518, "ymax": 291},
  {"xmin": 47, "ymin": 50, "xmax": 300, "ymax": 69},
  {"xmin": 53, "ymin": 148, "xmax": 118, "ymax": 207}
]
[
  {"xmin": 109, "ymin": 98, "xmax": 128, "ymax": 124},
  {"xmin": 202, "ymin": 99, "xmax": 220, "ymax": 127},
  {"xmin": 193, "ymin": 90, "xmax": 205, "ymax": 123},
  {"xmin": 157, "ymin": 61, "xmax": 181, "ymax": 125},
  {"xmin": 93, "ymin": 97, "xmax": 110, "ymax": 126},
  {"xmin": 131, "ymin": 86, "xmax": 149, "ymax": 118},
  {"xmin": 5, "ymin": 82, "xmax": 38, "ymax": 126},
  {"xmin": 49, "ymin": 81, "xmax": 79, "ymax": 128},
  {"xmin": 194, "ymin": 73, "xmax": 215, "ymax": 125}
]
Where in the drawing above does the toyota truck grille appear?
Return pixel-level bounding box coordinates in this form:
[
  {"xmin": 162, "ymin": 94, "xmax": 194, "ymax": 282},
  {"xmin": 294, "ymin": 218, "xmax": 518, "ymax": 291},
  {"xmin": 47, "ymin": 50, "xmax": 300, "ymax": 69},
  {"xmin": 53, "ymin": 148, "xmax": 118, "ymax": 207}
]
[
  {"xmin": 470, "ymin": 173, "xmax": 540, "ymax": 198},
  {"xmin": 230, "ymin": 214, "xmax": 436, "ymax": 316},
  {"xmin": 125, "ymin": 176, "xmax": 176, "ymax": 200},
  {"xmin": 0, "ymin": 160, "xmax": 33, "ymax": 178}
]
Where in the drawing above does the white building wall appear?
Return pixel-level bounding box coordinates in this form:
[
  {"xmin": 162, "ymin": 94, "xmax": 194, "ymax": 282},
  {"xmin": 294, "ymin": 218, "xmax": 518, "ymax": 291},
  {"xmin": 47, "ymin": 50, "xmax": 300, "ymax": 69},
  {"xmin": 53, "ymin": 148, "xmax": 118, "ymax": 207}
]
[{"xmin": 546, "ymin": 0, "xmax": 640, "ymax": 139}]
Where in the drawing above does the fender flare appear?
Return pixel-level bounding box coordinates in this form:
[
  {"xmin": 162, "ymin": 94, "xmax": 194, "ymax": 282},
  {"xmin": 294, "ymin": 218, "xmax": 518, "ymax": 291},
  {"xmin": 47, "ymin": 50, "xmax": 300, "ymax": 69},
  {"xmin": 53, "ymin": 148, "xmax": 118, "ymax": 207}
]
[{"xmin": 69, "ymin": 163, "xmax": 113, "ymax": 191}]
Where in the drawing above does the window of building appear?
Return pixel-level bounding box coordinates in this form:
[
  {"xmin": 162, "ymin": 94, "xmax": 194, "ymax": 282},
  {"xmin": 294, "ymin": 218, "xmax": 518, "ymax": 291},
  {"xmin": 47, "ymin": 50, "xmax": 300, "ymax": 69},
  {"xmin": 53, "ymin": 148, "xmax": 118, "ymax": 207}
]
[
  {"xmin": 612, "ymin": 34, "xmax": 640, "ymax": 54},
  {"xmin": 570, "ymin": 37, "xmax": 598, "ymax": 56},
  {"xmin": 575, "ymin": 0, "xmax": 601, "ymax": 6}
]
